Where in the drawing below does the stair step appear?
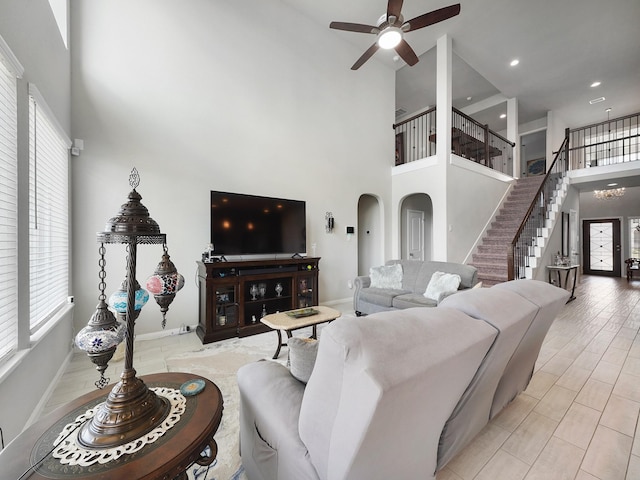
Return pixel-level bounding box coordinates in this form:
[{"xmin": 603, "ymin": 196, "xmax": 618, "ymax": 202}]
[
  {"xmin": 473, "ymin": 252, "xmax": 507, "ymax": 261},
  {"xmin": 470, "ymin": 175, "xmax": 551, "ymax": 286},
  {"xmin": 477, "ymin": 245, "xmax": 508, "ymax": 254}
]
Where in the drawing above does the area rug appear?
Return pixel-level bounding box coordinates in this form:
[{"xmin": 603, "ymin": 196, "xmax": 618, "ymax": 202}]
[{"xmin": 165, "ymin": 332, "xmax": 290, "ymax": 480}]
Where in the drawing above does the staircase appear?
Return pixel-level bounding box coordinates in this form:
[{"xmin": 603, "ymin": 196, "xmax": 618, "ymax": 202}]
[{"xmin": 471, "ymin": 176, "xmax": 545, "ymax": 286}]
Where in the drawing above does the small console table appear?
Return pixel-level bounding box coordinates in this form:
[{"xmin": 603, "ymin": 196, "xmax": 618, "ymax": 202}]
[
  {"xmin": 546, "ymin": 264, "xmax": 579, "ymax": 303},
  {"xmin": 0, "ymin": 372, "xmax": 223, "ymax": 480}
]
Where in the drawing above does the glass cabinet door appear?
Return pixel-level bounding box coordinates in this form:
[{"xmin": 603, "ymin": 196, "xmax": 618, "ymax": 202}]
[
  {"xmin": 243, "ymin": 277, "xmax": 292, "ymax": 324},
  {"xmin": 296, "ymin": 275, "xmax": 315, "ymax": 308},
  {"xmin": 215, "ymin": 286, "xmax": 237, "ymax": 329}
]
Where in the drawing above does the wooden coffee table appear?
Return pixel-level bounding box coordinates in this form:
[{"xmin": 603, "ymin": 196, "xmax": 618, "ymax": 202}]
[{"xmin": 260, "ymin": 305, "xmax": 341, "ymax": 359}]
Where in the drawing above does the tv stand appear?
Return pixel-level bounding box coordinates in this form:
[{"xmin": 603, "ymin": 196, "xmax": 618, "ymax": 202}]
[{"xmin": 197, "ymin": 257, "xmax": 320, "ymax": 343}]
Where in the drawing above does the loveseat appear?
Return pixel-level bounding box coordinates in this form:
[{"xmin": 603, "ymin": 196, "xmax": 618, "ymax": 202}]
[
  {"xmin": 353, "ymin": 259, "xmax": 478, "ymax": 315},
  {"xmin": 237, "ymin": 279, "xmax": 570, "ymax": 480}
]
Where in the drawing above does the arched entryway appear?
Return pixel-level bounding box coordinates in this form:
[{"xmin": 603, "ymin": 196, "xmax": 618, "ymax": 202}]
[
  {"xmin": 357, "ymin": 194, "xmax": 383, "ymax": 276},
  {"xmin": 400, "ymin": 193, "xmax": 433, "ymax": 261}
]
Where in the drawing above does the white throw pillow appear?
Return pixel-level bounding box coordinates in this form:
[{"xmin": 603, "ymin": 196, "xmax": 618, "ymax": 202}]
[
  {"xmin": 369, "ymin": 264, "xmax": 403, "ymax": 289},
  {"xmin": 288, "ymin": 337, "xmax": 319, "ymax": 384},
  {"xmin": 424, "ymin": 271, "xmax": 461, "ymax": 302}
]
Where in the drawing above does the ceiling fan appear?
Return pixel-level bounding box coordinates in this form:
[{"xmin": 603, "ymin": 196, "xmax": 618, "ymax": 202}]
[{"xmin": 330, "ymin": 1, "xmax": 461, "ymax": 70}]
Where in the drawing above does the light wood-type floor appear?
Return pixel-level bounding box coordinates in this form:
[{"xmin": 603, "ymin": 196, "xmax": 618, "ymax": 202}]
[{"xmin": 43, "ymin": 275, "xmax": 639, "ymax": 480}]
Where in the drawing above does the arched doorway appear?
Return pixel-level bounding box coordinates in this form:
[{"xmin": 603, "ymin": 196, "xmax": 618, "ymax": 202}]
[
  {"xmin": 357, "ymin": 194, "xmax": 382, "ymax": 276},
  {"xmin": 400, "ymin": 193, "xmax": 433, "ymax": 261}
]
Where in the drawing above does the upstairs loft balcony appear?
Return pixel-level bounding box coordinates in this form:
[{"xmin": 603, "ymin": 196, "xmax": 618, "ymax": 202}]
[
  {"xmin": 568, "ymin": 111, "xmax": 640, "ymax": 170},
  {"xmin": 393, "ymin": 107, "xmax": 515, "ymax": 175},
  {"xmin": 394, "ymin": 107, "xmax": 640, "ymax": 178}
]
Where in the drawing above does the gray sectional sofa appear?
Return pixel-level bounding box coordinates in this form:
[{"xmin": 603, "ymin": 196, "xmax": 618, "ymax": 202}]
[
  {"xmin": 237, "ymin": 279, "xmax": 570, "ymax": 480},
  {"xmin": 353, "ymin": 259, "xmax": 479, "ymax": 315}
]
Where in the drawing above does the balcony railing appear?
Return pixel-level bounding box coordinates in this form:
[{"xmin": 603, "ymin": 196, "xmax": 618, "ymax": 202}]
[
  {"xmin": 568, "ymin": 112, "xmax": 640, "ymax": 169},
  {"xmin": 393, "ymin": 107, "xmax": 515, "ymax": 175}
]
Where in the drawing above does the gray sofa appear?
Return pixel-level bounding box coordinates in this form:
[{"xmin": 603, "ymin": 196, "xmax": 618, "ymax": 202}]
[
  {"xmin": 237, "ymin": 279, "xmax": 570, "ymax": 480},
  {"xmin": 353, "ymin": 259, "xmax": 479, "ymax": 315}
]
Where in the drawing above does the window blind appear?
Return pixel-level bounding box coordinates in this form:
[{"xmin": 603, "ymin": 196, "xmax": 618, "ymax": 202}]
[
  {"xmin": 28, "ymin": 89, "xmax": 70, "ymax": 333},
  {"xmin": 0, "ymin": 50, "xmax": 19, "ymax": 363}
]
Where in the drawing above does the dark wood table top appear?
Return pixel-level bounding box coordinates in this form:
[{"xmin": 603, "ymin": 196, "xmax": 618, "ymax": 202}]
[{"xmin": 0, "ymin": 372, "xmax": 223, "ymax": 480}]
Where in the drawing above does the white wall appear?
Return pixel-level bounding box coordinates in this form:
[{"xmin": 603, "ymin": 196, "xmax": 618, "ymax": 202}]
[
  {"xmin": 392, "ymin": 155, "xmax": 511, "ymax": 263},
  {"xmin": 70, "ymin": 0, "xmax": 395, "ymax": 335},
  {"xmin": 447, "ymin": 157, "xmax": 512, "ymax": 262},
  {"xmin": 0, "ymin": 0, "xmax": 73, "ymax": 444}
]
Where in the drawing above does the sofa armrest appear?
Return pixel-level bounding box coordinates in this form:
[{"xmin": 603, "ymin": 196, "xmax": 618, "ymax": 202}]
[
  {"xmin": 353, "ymin": 276, "xmax": 371, "ymax": 313},
  {"xmin": 237, "ymin": 360, "xmax": 320, "ymax": 480},
  {"xmin": 353, "ymin": 275, "xmax": 371, "ymax": 290}
]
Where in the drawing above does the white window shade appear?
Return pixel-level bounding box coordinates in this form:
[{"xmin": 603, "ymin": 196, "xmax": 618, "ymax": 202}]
[
  {"xmin": 28, "ymin": 88, "xmax": 71, "ymax": 333},
  {"xmin": 0, "ymin": 50, "xmax": 19, "ymax": 363}
]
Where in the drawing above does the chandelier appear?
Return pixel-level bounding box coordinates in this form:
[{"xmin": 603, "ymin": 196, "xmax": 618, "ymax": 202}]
[{"xmin": 593, "ymin": 187, "xmax": 625, "ymax": 200}]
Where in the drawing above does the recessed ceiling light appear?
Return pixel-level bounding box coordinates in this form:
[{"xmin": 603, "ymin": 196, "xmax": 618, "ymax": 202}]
[
  {"xmin": 607, "ymin": 183, "xmax": 618, "ymax": 187},
  {"xmin": 510, "ymin": 59, "xmax": 519, "ymax": 67},
  {"xmin": 467, "ymin": 96, "xmax": 472, "ymax": 101},
  {"xmin": 590, "ymin": 81, "xmax": 601, "ymax": 88},
  {"xmin": 589, "ymin": 97, "xmax": 605, "ymax": 104},
  {"xmin": 500, "ymin": 113, "xmax": 507, "ymax": 119}
]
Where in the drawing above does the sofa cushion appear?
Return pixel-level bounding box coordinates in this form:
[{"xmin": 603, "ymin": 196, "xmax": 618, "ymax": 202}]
[
  {"xmin": 369, "ymin": 264, "xmax": 403, "ymax": 289},
  {"xmin": 392, "ymin": 293, "xmax": 438, "ymax": 309},
  {"xmin": 358, "ymin": 287, "xmax": 411, "ymax": 308},
  {"xmin": 386, "ymin": 259, "xmax": 423, "ymax": 290},
  {"xmin": 288, "ymin": 337, "xmax": 319, "ymax": 384},
  {"xmin": 437, "ymin": 287, "xmax": 538, "ymax": 468},
  {"xmin": 298, "ymin": 308, "xmax": 498, "ymax": 480},
  {"xmin": 489, "ymin": 280, "xmax": 570, "ymax": 417},
  {"xmin": 424, "ymin": 271, "xmax": 461, "ymax": 302}
]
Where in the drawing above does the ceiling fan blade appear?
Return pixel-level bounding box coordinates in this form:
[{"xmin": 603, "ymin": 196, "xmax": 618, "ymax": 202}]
[
  {"xmin": 351, "ymin": 43, "xmax": 380, "ymax": 70},
  {"xmin": 403, "ymin": 4, "xmax": 461, "ymax": 32},
  {"xmin": 330, "ymin": 21, "xmax": 379, "ymax": 34},
  {"xmin": 394, "ymin": 39, "xmax": 419, "ymax": 66},
  {"xmin": 387, "ymin": 0, "xmax": 404, "ymax": 20}
]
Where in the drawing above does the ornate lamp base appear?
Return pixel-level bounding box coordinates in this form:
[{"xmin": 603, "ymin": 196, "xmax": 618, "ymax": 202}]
[{"xmin": 77, "ymin": 369, "xmax": 170, "ymax": 449}]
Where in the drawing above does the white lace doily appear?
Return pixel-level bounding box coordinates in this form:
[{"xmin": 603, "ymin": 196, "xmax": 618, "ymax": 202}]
[{"xmin": 51, "ymin": 387, "xmax": 186, "ymax": 466}]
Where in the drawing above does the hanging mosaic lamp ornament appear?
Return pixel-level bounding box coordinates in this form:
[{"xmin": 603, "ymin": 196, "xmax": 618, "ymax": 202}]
[
  {"xmin": 146, "ymin": 244, "xmax": 184, "ymax": 329},
  {"xmin": 75, "ymin": 244, "xmax": 125, "ymax": 389},
  {"xmin": 108, "ymin": 277, "xmax": 149, "ymax": 321}
]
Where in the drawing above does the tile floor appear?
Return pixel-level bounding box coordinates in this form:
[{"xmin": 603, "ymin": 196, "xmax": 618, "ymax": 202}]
[{"xmin": 42, "ymin": 276, "xmax": 640, "ymax": 480}]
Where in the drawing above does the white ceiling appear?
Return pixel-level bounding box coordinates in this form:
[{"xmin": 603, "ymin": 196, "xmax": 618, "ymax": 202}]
[{"xmin": 281, "ymin": 0, "xmax": 640, "ymax": 133}]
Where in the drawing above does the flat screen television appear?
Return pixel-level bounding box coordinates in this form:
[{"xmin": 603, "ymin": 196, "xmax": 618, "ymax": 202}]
[{"xmin": 210, "ymin": 191, "xmax": 306, "ymax": 257}]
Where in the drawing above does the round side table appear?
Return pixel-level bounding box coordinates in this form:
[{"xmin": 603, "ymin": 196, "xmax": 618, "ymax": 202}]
[{"xmin": 0, "ymin": 372, "xmax": 223, "ymax": 480}]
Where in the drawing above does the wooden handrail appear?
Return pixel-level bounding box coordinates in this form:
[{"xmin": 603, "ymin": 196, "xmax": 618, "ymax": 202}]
[
  {"xmin": 508, "ymin": 135, "xmax": 569, "ymax": 280},
  {"xmin": 567, "ymin": 133, "xmax": 640, "ymax": 152},
  {"xmin": 393, "ymin": 106, "xmax": 436, "ymax": 129},
  {"xmin": 452, "ymin": 107, "xmax": 516, "ymax": 147}
]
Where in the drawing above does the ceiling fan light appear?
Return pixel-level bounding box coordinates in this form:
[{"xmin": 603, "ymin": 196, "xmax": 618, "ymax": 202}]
[{"xmin": 378, "ymin": 27, "xmax": 402, "ymax": 49}]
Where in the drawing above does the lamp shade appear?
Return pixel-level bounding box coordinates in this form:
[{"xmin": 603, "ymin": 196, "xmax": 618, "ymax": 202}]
[
  {"xmin": 146, "ymin": 271, "xmax": 185, "ymax": 296},
  {"xmin": 146, "ymin": 247, "xmax": 184, "ymax": 328},
  {"xmin": 108, "ymin": 280, "xmax": 149, "ymax": 313},
  {"xmin": 75, "ymin": 299, "xmax": 125, "ymax": 388}
]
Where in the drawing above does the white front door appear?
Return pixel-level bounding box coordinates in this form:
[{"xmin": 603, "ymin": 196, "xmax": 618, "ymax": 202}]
[{"xmin": 406, "ymin": 209, "xmax": 424, "ymax": 261}]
